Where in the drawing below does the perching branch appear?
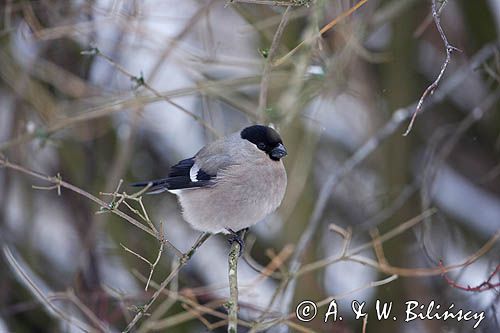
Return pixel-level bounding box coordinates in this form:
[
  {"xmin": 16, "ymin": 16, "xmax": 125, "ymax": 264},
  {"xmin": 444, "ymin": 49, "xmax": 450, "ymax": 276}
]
[
  {"xmin": 403, "ymin": 0, "xmax": 461, "ymax": 136},
  {"xmin": 227, "ymin": 238, "xmax": 241, "ymax": 333},
  {"xmin": 226, "ymin": 229, "xmax": 247, "ymax": 333}
]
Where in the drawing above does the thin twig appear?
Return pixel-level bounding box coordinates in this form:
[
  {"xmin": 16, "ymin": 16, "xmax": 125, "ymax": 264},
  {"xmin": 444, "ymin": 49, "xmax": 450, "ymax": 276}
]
[
  {"xmin": 403, "ymin": 0, "xmax": 461, "ymax": 136},
  {"xmin": 81, "ymin": 47, "xmax": 220, "ymax": 137},
  {"xmin": 123, "ymin": 232, "xmax": 211, "ymax": 333},
  {"xmin": 273, "ymin": 0, "xmax": 369, "ymax": 67},
  {"xmin": 258, "ymin": 6, "xmax": 292, "ymax": 118},
  {"xmin": 0, "ymin": 157, "xmax": 182, "ymax": 257}
]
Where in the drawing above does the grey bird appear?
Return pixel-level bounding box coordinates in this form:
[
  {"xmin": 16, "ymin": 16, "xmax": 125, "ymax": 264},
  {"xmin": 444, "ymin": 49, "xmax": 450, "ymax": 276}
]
[{"xmin": 132, "ymin": 125, "xmax": 287, "ymax": 239}]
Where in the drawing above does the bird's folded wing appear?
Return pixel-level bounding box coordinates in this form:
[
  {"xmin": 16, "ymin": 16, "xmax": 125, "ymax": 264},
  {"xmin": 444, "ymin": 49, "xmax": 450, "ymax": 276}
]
[
  {"xmin": 131, "ymin": 136, "xmax": 239, "ymax": 193},
  {"xmin": 131, "ymin": 157, "xmax": 215, "ymax": 193}
]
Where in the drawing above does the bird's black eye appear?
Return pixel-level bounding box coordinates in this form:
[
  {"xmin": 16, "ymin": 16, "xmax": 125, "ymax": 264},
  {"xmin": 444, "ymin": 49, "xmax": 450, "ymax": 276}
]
[{"xmin": 257, "ymin": 142, "xmax": 266, "ymax": 151}]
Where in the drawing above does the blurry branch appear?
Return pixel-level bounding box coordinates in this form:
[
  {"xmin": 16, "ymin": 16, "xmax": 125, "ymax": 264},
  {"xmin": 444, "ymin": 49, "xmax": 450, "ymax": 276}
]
[
  {"xmin": 164, "ymin": 243, "xmax": 292, "ymax": 297},
  {"xmin": 482, "ymin": 62, "xmax": 500, "ymax": 84},
  {"xmin": 255, "ymin": 275, "xmax": 398, "ymax": 332},
  {"xmin": 0, "ymin": 49, "xmax": 58, "ymax": 123},
  {"xmin": 4, "ymin": 0, "xmax": 12, "ymax": 30},
  {"xmin": 228, "ymin": 0, "xmax": 306, "ymax": 6},
  {"xmin": 278, "ymin": 107, "xmax": 413, "ymax": 326},
  {"xmin": 28, "ymin": 56, "xmax": 101, "ymax": 98},
  {"xmin": 0, "ymin": 74, "xmax": 276, "ymax": 152},
  {"xmin": 133, "ymin": 272, "xmax": 253, "ymax": 331},
  {"xmin": 146, "ymin": 1, "xmax": 216, "ymax": 83},
  {"xmin": 329, "ymin": 224, "xmax": 352, "ymax": 257},
  {"xmin": 123, "ymin": 232, "xmax": 211, "ymax": 333},
  {"xmin": 258, "ymin": 6, "xmax": 292, "ymax": 118},
  {"xmin": 348, "ymin": 229, "xmax": 500, "ymax": 277},
  {"xmin": 245, "ymin": 244, "xmax": 294, "ymax": 284},
  {"xmin": 359, "ymin": 183, "xmax": 418, "ymax": 230},
  {"xmin": 102, "ymin": 106, "xmax": 143, "ymax": 193},
  {"xmin": 261, "ymin": 225, "xmax": 500, "ymax": 331},
  {"xmin": 276, "ymin": 211, "xmax": 500, "ymax": 330},
  {"xmin": 135, "ymin": 244, "xmax": 293, "ymax": 332},
  {"xmin": 3, "ymin": 246, "xmax": 99, "ymax": 332},
  {"xmin": 242, "ymin": 6, "xmax": 310, "ymax": 33},
  {"xmin": 81, "ymin": 47, "xmax": 220, "ymax": 137},
  {"xmin": 439, "ymin": 261, "xmax": 500, "ymax": 292},
  {"xmin": 296, "ymin": 210, "xmax": 436, "ymax": 277},
  {"xmin": 419, "ymin": 92, "xmax": 500, "ymax": 259},
  {"xmin": 371, "ymin": 0, "xmax": 419, "ymax": 27},
  {"xmin": 403, "ymin": 0, "xmax": 461, "ymax": 136},
  {"xmin": 48, "ymin": 290, "xmax": 110, "ymax": 333},
  {"xmin": 273, "ymin": 0, "xmax": 369, "ymax": 67},
  {"xmin": 0, "ymin": 158, "xmax": 183, "ymax": 256}
]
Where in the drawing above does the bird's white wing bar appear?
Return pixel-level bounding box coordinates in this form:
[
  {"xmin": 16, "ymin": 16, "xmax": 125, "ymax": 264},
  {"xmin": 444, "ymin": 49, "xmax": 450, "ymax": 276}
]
[{"xmin": 190, "ymin": 163, "xmax": 200, "ymax": 182}]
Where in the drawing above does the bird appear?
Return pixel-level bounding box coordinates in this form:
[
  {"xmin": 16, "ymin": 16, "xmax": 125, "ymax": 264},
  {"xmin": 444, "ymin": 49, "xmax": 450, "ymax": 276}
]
[{"xmin": 132, "ymin": 125, "xmax": 288, "ymax": 246}]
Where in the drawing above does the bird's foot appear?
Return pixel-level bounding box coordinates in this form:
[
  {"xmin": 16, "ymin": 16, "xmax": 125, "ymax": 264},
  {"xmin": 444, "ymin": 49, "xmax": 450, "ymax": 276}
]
[{"xmin": 226, "ymin": 228, "xmax": 248, "ymax": 257}]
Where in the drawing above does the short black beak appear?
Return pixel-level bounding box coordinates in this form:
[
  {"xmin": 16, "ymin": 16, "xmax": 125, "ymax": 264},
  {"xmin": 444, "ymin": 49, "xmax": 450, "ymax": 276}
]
[{"xmin": 270, "ymin": 143, "xmax": 287, "ymax": 160}]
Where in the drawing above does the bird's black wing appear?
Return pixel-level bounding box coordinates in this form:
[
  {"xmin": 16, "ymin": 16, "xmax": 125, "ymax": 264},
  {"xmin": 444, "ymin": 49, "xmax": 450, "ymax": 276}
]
[{"xmin": 131, "ymin": 158, "xmax": 216, "ymax": 194}]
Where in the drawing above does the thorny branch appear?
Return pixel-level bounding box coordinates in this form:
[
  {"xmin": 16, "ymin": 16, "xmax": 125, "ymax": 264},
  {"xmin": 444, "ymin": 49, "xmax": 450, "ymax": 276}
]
[
  {"xmin": 403, "ymin": 0, "xmax": 461, "ymax": 136},
  {"xmin": 439, "ymin": 261, "xmax": 500, "ymax": 292}
]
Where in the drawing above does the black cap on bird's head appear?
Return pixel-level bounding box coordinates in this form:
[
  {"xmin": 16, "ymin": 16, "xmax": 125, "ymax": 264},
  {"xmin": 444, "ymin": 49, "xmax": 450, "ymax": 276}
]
[{"xmin": 240, "ymin": 125, "xmax": 287, "ymax": 161}]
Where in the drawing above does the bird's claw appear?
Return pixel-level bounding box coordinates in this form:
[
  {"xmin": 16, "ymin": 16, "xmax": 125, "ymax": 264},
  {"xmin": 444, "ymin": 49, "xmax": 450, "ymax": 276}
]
[{"xmin": 226, "ymin": 228, "xmax": 247, "ymax": 257}]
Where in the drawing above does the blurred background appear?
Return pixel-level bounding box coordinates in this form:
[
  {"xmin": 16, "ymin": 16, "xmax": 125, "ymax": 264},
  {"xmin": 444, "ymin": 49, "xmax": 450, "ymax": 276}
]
[{"xmin": 0, "ymin": 0, "xmax": 499, "ymax": 332}]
